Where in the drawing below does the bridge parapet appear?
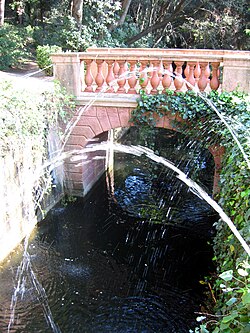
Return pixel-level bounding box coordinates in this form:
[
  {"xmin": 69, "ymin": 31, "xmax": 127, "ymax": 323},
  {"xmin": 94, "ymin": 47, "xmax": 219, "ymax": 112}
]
[
  {"xmin": 51, "ymin": 48, "xmax": 250, "ymax": 98},
  {"xmin": 50, "ymin": 48, "xmax": 249, "ymax": 197}
]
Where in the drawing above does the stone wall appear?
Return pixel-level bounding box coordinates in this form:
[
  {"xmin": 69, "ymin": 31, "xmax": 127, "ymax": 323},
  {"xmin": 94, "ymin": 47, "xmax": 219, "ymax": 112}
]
[
  {"xmin": 64, "ymin": 132, "xmax": 108, "ymax": 196},
  {"xmin": 0, "ymin": 136, "xmax": 64, "ymax": 263}
]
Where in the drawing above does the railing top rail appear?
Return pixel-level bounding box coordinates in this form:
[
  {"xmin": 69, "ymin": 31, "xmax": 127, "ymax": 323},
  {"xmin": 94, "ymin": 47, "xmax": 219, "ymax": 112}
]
[
  {"xmin": 51, "ymin": 53, "xmax": 224, "ymax": 63},
  {"xmin": 86, "ymin": 47, "xmax": 250, "ymax": 57},
  {"xmin": 79, "ymin": 53, "xmax": 224, "ymax": 62},
  {"xmin": 51, "ymin": 48, "xmax": 250, "ymax": 63}
]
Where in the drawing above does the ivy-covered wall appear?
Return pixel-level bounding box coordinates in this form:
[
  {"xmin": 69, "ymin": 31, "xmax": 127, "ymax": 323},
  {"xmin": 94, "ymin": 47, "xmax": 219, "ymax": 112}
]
[
  {"xmin": 0, "ymin": 80, "xmax": 73, "ymax": 262},
  {"xmin": 130, "ymin": 89, "xmax": 250, "ymax": 333},
  {"xmin": 0, "ymin": 141, "xmax": 45, "ymax": 262}
]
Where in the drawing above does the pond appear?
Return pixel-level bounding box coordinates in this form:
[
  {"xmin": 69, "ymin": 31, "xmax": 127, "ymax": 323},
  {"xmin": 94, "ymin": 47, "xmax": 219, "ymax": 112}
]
[{"xmin": 0, "ymin": 128, "xmax": 218, "ymax": 332}]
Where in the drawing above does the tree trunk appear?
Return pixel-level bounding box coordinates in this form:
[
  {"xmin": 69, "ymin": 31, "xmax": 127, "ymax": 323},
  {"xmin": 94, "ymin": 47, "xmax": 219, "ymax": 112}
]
[
  {"xmin": 126, "ymin": 0, "xmax": 187, "ymax": 45},
  {"xmin": 119, "ymin": 0, "xmax": 132, "ymax": 26},
  {"xmin": 0, "ymin": 0, "xmax": 5, "ymax": 26},
  {"xmin": 71, "ymin": 0, "xmax": 83, "ymax": 28},
  {"xmin": 109, "ymin": 0, "xmax": 132, "ymax": 31}
]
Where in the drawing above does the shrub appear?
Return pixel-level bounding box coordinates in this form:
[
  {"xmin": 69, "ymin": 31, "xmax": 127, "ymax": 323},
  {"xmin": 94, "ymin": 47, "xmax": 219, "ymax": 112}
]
[
  {"xmin": 0, "ymin": 24, "xmax": 33, "ymax": 70},
  {"xmin": 33, "ymin": 12, "xmax": 91, "ymax": 51},
  {"xmin": 36, "ymin": 45, "xmax": 62, "ymax": 76}
]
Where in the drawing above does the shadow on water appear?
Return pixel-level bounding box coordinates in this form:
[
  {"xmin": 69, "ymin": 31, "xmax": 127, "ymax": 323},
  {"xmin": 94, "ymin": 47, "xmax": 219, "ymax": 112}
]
[{"xmin": 0, "ymin": 128, "xmax": 219, "ymax": 332}]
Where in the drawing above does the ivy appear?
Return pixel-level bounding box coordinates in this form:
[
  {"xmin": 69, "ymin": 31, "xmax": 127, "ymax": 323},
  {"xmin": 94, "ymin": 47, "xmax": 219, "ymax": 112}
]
[
  {"xmin": 0, "ymin": 80, "xmax": 75, "ymax": 154},
  {"xmin": 0, "ymin": 79, "xmax": 76, "ymax": 216},
  {"xmin": 131, "ymin": 89, "xmax": 250, "ymax": 332}
]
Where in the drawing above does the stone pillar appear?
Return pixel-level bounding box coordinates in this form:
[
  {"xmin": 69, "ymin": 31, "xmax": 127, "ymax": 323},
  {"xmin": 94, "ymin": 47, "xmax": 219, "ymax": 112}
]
[
  {"xmin": 222, "ymin": 53, "xmax": 250, "ymax": 93},
  {"xmin": 51, "ymin": 53, "xmax": 81, "ymax": 96}
]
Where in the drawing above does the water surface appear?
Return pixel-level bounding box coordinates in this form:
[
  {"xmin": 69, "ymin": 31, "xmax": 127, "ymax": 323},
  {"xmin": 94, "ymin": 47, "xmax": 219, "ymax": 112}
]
[{"xmin": 0, "ymin": 128, "xmax": 218, "ymax": 332}]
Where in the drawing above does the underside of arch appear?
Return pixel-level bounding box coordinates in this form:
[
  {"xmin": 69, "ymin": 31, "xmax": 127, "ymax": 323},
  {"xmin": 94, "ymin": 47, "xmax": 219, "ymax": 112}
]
[{"xmin": 64, "ymin": 105, "xmax": 224, "ymax": 196}]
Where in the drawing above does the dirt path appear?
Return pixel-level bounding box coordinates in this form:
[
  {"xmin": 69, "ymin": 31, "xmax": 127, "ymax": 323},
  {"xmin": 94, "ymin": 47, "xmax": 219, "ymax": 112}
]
[{"xmin": 0, "ymin": 62, "xmax": 54, "ymax": 94}]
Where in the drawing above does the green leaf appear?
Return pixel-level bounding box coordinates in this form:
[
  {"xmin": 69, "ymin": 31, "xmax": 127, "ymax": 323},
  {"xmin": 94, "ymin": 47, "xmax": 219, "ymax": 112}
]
[
  {"xmin": 244, "ymin": 209, "xmax": 250, "ymax": 221},
  {"xmin": 241, "ymin": 324, "xmax": 250, "ymax": 333},
  {"xmin": 242, "ymin": 291, "xmax": 250, "ymax": 305},
  {"xmin": 219, "ymin": 270, "xmax": 233, "ymax": 281},
  {"xmin": 219, "ymin": 321, "xmax": 231, "ymax": 332},
  {"xmin": 200, "ymin": 324, "xmax": 209, "ymax": 333},
  {"xmin": 240, "ymin": 189, "xmax": 250, "ymax": 198},
  {"xmin": 212, "ymin": 328, "xmax": 220, "ymax": 333},
  {"xmin": 226, "ymin": 297, "xmax": 238, "ymax": 306},
  {"xmin": 222, "ymin": 311, "xmax": 238, "ymax": 323}
]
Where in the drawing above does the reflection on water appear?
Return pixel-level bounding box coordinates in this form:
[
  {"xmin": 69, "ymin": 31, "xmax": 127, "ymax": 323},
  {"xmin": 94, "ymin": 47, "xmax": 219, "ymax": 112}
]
[{"xmin": 0, "ymin": 128, "xmax": 218, "ymax": 332}]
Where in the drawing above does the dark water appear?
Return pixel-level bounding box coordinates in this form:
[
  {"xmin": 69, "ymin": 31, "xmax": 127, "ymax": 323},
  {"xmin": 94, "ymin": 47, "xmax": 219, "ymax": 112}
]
[{"xmin": 0, "ymin": 128, "xmax": 218, "ymax": 332}]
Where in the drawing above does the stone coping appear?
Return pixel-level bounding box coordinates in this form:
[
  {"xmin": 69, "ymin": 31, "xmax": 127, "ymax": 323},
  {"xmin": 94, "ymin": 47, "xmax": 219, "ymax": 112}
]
[
  {"xmin": 76, "ymin": 93, "xmax": 138, "ymax": 107},
  {"xmin": 51, "ymin": 48, "xmax": 250, "ymax": 63}
]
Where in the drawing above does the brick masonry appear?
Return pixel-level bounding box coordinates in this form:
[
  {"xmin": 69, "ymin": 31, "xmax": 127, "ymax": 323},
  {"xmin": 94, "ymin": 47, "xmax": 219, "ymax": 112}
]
[{"xmin": 65, "ymin": 105, "xmax": 224, "ymax": 196}]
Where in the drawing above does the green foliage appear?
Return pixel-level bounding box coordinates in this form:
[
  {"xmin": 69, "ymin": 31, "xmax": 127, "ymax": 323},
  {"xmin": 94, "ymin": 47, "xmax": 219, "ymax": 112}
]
[
  {"xmin": 0, "ymin": 23, "xmax": 33, "ymax": 70},
  {"xmin": 111, "ymin": 18, "xmax": 142, "ymax": 47},
  {"xmin": 131, "ymin": 90, "xmax": 249, "ymax": 138},
  {"xmin": 132, "ymin": 89, "xmax": 250, "ymax": 332},
  {"xmin": 33, "ymin": 11, "xmax": 91, "ymax": 51},
  {"xmin": 32, "ymin": 2, "xmax": 122, "ymax": 51},
  {"xmin": 180, "ymin": 3, "xmax": 250, "ymax": 50},
  {"xmin": 82, "ymin": 0, "xmax": 121, "ymax": 46},
  {"xmin": 2, "ymin": 0, "xmax": 250, "ymax": 53},
  {"xmin": 36, "ymin": 44, "xmax": 62, "ymax": 75},
  {"xmin": 125, "ymin": 0, "xmax": 249, "ymax": 49},
  {"xmin": 0, "ymin": 79, "xmax": 75, "ymax": 154},
  {"xmin": 0, "ymin": 78, "xmax": 75, "ymax": 217},
  {"xmin": 41, "ymin": 81, "xmax": 76, "ymax": 125},
  {"xmin": 193, "ymin": 262, "xmax": 250, "ymax": 333},
  {"xmin": 61, "ymin": 194, "xmax": 77, "ymax": 207}
]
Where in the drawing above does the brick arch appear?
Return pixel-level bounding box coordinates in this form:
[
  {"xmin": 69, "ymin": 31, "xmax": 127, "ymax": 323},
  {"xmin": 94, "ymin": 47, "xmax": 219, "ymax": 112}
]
[
  {"xmin": 65, "ymin": 105, "xmax": 224, "ymax": 196},
  {"xmin": 66, "ymin": 105, "xmax": 182, "ymax": 149}
]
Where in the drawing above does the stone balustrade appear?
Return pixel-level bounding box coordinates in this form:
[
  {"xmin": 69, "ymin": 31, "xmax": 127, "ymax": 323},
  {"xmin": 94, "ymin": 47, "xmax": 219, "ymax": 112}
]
[
  {"xmin": 51, "ymin": 48, "xmax": 250, "ymax": 98},
  {"xmin": 50, "ymin": 48, "xmax": 249, "ymax": 198}
]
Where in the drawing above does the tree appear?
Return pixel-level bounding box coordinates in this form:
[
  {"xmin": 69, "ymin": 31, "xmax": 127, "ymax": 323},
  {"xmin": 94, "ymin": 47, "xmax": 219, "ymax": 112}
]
[
  {"xmin": 0, "ymin": 0, "xmax": 5, "ymax": 25},
  {"xmin": 71, "ymin": 0, "xmax": 83, "ymax": 28},
  {"xmin": 122, "ymin": 0, "xmax": 249, "ymax": 49},
  {"xmin": 113, "ymin": 0, "xmax": 132, "ymax": 28},
  {"xmin": 126, "ymin": 0, "xmax": 188, "ymax": 46}
]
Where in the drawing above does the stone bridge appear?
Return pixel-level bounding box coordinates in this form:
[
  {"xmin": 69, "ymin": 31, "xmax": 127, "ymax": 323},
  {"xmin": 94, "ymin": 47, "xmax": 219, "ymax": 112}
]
[{"xmin": 51, "ymin": 48, "xmax": 250, "ymax": 196}]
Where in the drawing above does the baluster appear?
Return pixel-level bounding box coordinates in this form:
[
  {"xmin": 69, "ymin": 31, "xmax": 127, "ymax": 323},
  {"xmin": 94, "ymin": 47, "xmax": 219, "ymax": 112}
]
[
  {"xmin": 205, "ymin": 63, "xmax": 211, "ymax": 84},
  {"xmin": 128, "ymin": 60, "xmax": 137, "ymax": 94},
  {"xmin": 184, "ymin": 63, "xmax": 189, "ymax": 79},
  {"xmin": 158, "ymin": 60, "xmax": 164, "ymax": 93},
  {"xmin": 84, "ymin": 59, "xmax": 94, "ymax": 92},
  {"xmin": 147, "ymin": 62, "xmax": 153, "ymax": 80},
  {"xmin": 150, "ymin": 60, "xmax": 160, "ymax": 94},
  {"xmin": 210, "ymin": 62, "xmax": 220, "ymax": 91},
  {"xmin": 198, "ymin": 62, "xmax": 208, "ymax": 92},
  {"xmin": 117, "ymin": 60, "xmax": 126, "ymax": 93},
  {"xmin": 112, "ymin": 61, "xmax": 120, "ymax": 92},
  {"xmin": 162, "ymin": 61, "xmax": 173, "ymax": 91},
  {"xmin": 105, "ymin": 60, "xmax": 115, "ymax": 93},
  {"xmin": 217, "ymin": 67, "xmax": 221, "ymax": 81},
  {"xmin": 113, "ymin": 61, "xmax": 120, "ymax": 79},
  {"xmin": 124, "ymin": 61, "xmax": 129, "ymax": 72},
  {"xmin": 194, "ymin": 62, "xmax": 201, "ymax": 83},
  {"xmin": 184, "ymin": 63, "xmax": 189, "ymax": 90},
  {"xmin": 139, "ymin": 60, "xmax": 149, "ymax": 92},
  {"xmin": 186, "ymin": 62, "xmax": 196, "ymax": 90},
  {"xmin": 174, "ymin": 61, "xmax": 184, "ymax": 92},
  {"xmin": 95, "ymin": 59, "xmax": 105, "ymax": 92}
]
